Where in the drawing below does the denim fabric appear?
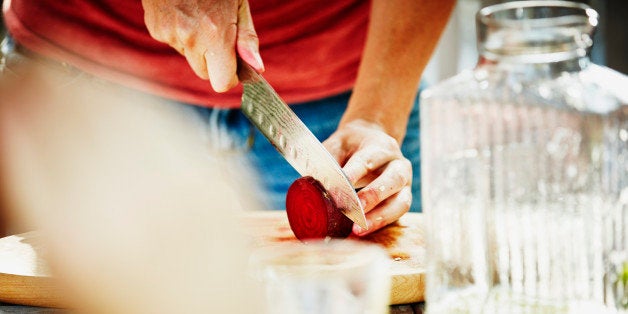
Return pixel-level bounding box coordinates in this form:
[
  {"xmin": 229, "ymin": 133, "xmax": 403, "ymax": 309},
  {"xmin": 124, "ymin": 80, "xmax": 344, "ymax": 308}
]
[{"xmin": 191, "ymin": 90, "xmax": 422, "ymax": 213}]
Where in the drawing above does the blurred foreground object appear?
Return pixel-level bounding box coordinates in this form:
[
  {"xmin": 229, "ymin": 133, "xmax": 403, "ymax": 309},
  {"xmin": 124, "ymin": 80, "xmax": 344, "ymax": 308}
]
[
  {"xmin": 421, "ymin": 1, "xmax": 628, "ymax": 313},
  {"xmin": 250, "ymin": 239, "xmax": 391, "ymax": 314},
  {"xmin": 0, "ymin": 57, "xmax": 263, "ymax": 313}
]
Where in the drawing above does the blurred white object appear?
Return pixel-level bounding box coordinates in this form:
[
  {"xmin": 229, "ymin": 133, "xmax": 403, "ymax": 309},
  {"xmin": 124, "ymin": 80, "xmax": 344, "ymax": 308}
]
[
  {"xmin": 0, "ymin": 61, "xmax": 264, "ymax": 313},
  {"xmin": 250, "ymin": 239, "xmax": 391, "ymax": 314},
  {"xmin": 423, "ymin": 0, "xmax": 481, "ymax": 87}
]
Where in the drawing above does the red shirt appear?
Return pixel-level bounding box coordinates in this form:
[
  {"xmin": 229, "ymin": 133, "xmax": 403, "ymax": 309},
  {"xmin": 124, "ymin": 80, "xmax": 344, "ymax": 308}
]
[{"xmin": 3, "ymin": 0, "xmax": 369, "ymax": 108}]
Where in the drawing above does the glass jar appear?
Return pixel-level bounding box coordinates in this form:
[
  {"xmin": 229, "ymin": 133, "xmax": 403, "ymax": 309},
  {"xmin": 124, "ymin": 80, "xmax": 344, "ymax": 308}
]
[{"xmin": 421, "ymin": 1, "xmax": 628, "ymax": 313}]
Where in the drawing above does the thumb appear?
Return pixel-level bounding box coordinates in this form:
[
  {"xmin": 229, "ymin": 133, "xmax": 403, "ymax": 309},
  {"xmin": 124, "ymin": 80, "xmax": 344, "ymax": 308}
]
[{"xmin": 236, "ymin": 0, "xmax": 264, "ymax": 72}]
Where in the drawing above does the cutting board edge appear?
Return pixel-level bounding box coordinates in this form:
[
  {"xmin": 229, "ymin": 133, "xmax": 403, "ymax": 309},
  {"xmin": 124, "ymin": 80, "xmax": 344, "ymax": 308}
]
[
  {"xmin": 0, "ymin": 212, "xmax": 426, "ymax": 307},
  {"xmin": 390, "ymin": 271, "xmax": 425, "ymax": 305},
  {"xmin": 0, "ymin": 272, "xmax": 67, "ymax": 308}
]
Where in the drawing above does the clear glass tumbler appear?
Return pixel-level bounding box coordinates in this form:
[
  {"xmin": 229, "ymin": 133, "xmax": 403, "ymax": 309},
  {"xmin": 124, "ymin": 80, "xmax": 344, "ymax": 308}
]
[
  {"xmin": 249, "ymin": 239, "xmax": 391, "ymax": 314},
  {"xmin": 421, "ymin": 1, "xmax": 628, "ymax": 313}
]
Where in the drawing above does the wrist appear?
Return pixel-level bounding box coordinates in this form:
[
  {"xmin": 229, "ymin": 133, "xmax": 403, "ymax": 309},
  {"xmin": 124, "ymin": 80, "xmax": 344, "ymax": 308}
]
[{"xmin": 342, "ymin": 88, "xmax": 416, "ymax": 143}]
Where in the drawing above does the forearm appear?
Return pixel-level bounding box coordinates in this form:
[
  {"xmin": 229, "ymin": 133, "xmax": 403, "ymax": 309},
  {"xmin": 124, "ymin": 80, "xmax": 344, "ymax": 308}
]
[{"xmin": 342, "ymin": 0, "xmax": 455, "ymax": 142}]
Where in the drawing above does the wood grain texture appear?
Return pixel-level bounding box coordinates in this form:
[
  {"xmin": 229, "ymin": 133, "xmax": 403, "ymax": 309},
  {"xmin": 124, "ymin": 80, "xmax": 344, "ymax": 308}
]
[
  {"xmin": 0, "ymin": 232, "xmax": 66, "ymax": 308},
  {"xmin": 239, "ymin": 211, "xmax": 426, "ymax": 305},
  {"xmin": 0, "ymin": 212, "xmax": 426, "ymax": 307}
]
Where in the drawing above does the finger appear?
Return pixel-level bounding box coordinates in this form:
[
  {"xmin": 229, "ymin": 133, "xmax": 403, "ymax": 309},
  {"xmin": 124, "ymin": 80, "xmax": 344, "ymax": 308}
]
[
  {"xmin": 353, "ymin": 186, "xmax": 412, "ymax": 236},
  {"xmin": 181, "ymin": 47, "xmax": 210, "ymax": 80},
  {"xmin": 177, "ymin": 37, "xmax": 211, "ymax": 81},
  {"xmin": 204, "ymin": 23, "xmax": 239, "ymax": 92},
  {"xmin": 171, "ymin": 6, "xmax": 210, "ymax": 80},
  {"xmin": 142, "ymin": 0, "xmax": 170, "ymax": 44},
  {"xmin": 357, "ymin": 158, "xmax": 412, "ymax": 213},
  {"xmin": 323, "ymin": 136, "xmax": 350, "ymax": 166},
  {"xmin": 342, "ymin": 145, "xmax": 396, "ymax": 187},
  {"xmin": 188, "ymin": 2, "xmax": 239, "ymax": 92},
  {"xmin": 235, "ymin": 0, "xmax": 264, "ymax": 72},
  {"xmin": 353, "ymin": 173, "xmax": 379, "ymax": 190}
]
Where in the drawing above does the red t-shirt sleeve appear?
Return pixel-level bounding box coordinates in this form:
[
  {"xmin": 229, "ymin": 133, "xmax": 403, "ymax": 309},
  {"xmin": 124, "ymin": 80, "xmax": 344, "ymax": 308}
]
[{"xmin": 3, "ymin": 0, "xmax": 369, "ymax": 108}]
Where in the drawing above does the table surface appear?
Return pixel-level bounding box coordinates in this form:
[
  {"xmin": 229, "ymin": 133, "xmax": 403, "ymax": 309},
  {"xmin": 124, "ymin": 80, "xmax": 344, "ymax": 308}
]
[
  {"xmin": 0, "ymin": 302, "xmax": 425, "ymax": 313},
  {"xmin": 0, "ymin": 303, "xmax": 65, "ymax": 313}
]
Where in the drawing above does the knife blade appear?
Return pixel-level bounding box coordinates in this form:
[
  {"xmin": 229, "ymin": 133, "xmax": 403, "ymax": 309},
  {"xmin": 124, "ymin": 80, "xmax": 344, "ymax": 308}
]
[{"xmin": 238, "ymin": 61, "xmax": 367, "ymax": 229}]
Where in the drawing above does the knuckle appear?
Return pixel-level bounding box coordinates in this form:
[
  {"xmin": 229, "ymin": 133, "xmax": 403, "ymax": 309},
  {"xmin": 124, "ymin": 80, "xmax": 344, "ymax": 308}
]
[
  {"xmin": 145, "ymin": 23, "xmax": 170, "ymax": 43},
  {"xmin": 400, "ymin": 158, "xmax": 413, "ymax": 174},
  {"xmin": 174, "ymin": 5, "xmax": 199, "ymax": 30},
  {"xmin": 174, "ymin": 25, "xmax": 198, "ymax": 47},
  {"xmin": 382, "ymin": 135, "xmax": 398, "ymax": 150},
  {"xmin": 385, "ymin": 159, "xmax": 411, "ymax": 186},
  {"xmin": 363, "ymin": 147, "xmax": 391, "ymax": 167},
  {"xmin": 361, "ymin": 154, "xmax": 377, "ymax": 170},
  {"xmin": 180, "ymin": 35, "xmax": 198, "ymax": 49},
  {"xmin": 359, "ymin": 188, "xmax": 381, "ymax": 210},
  {"xmin": 391, "ymin": 170, "xmax": 409, "ymax": 187},
  {"xmin": 369, "ymin": 216, "xmax": 388, "ymax": 231},
  {"xmin": 237, "ymin": 30, "xmax": 259, "ymax": 44},
  {"xmin": 202, "ymin": 14, "xmax": 237, "ymax": 40},
  {"xmin": 357, "ymin": 158, "xmax": 371, "ymax": 174},
  {"xmin": 323, "ymin": 138, "xmax": 344, "ymax": 157},
  {"xmin": 400, "ymin": 188, "xmax": 413, "ymax": 211}
]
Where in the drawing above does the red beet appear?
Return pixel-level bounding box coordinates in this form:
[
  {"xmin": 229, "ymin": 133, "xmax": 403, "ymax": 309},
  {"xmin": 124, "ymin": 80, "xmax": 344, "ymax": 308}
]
[{"xmin": 286, "ymin": 176, "xmax": 354, "ymax": 241}]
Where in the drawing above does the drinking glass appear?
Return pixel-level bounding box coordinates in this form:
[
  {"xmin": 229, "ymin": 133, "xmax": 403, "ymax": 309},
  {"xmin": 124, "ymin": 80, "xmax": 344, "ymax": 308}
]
[{"xmin": 249, "ymin": 239, "xmax": 391, "ymax": 314}]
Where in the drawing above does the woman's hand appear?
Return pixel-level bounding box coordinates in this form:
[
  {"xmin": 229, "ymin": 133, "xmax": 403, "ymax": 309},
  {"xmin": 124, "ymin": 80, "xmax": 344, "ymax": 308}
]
[
  {"xmin": 323, "ymin": 120, "xmax": 412, "ymax": 236},
  {"xmin": 142, "ymin": 0, "xmax": 264, "ymax": 92}
]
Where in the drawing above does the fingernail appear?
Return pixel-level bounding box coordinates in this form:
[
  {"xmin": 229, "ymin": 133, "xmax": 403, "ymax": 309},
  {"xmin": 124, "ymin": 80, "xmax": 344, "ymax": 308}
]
[
  {"xmin": 236, "ymin": 45, "xmax": 265, "ymax": 73},
  {"xmin": 353, "ymin": 224, "xmax": 362, "ymax": 234},
  {"xmin": 352, "ymin": 224, "xmax": 365, "ymax": 236},
  {"xmin": 352, "ymin": 220, "xmax": 371, "ymax": 236}
]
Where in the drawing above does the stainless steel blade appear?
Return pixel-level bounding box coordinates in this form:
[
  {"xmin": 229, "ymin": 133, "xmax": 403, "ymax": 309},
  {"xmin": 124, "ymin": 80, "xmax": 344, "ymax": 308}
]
[{"xmin": 238, "ymin": 62, "xmax": 367, "ymax": 229}]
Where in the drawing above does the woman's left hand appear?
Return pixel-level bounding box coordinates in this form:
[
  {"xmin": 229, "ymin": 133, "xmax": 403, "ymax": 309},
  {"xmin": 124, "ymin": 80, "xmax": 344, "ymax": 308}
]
[{"xmin": 323, "ymin": 119, "xmax": 412, "ymax": 236}]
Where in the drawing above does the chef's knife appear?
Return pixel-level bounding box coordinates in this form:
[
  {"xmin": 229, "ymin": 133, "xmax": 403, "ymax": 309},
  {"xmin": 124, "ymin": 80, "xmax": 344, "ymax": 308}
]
[{"xmin": 238, "ymin": 61, "xmax": 367, "ymax": 229}]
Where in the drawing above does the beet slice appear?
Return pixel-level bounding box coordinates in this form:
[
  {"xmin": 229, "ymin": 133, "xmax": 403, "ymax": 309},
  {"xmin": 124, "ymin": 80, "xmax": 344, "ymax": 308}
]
[{"xmin": 286, "ymin": 176, "xmax": 354, "ymax": 241}]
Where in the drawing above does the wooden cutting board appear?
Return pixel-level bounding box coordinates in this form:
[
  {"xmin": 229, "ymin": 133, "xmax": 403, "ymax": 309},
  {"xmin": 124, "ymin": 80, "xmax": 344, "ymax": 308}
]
[
  {"xmin": 239, "ymin": 211, "xmax": 426, "ymax": 305},
  {"xmin": 0, "ymin": 212, "xmax": 425, "ymax": 307},
  {"xmin": 0, "ymin": 231, "xmax": 66, "ymax": 308}
]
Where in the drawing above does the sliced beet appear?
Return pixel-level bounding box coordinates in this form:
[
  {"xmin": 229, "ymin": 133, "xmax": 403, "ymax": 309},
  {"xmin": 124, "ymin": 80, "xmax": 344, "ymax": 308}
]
[{"xmin": 286, "ymin": 176, "xmax": 354, "ymax": 241}]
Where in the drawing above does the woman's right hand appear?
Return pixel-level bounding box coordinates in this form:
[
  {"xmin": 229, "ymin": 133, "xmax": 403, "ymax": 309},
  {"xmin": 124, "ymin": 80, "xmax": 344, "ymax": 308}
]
[{"xmin": 142, "ymin": 0, "xmax": 264, "ymax": 92}]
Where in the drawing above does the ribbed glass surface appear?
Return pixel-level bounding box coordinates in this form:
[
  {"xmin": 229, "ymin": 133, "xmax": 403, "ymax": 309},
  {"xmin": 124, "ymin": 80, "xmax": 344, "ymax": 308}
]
[{"xmin": 421, "ymin": 1, "xmax": 628, "ymax": 313}]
